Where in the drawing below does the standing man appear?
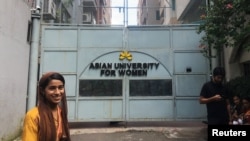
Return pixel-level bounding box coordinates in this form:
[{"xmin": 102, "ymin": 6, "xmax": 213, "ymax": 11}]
[{"xmin": 199, "ymin": 67, "xmax": 231, "ymax": 125}]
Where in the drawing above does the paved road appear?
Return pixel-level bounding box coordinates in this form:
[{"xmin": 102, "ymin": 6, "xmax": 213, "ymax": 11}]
[
  {"xmin": 71, "ymin": 129, "xmax": 207, "ymax": 141},
  {"xmin": 14, "ymin": 121, "xmax": 207, "ymax": 141},
  {"xmin": 69, "ymin": 121, "xmax": 207, "ymax": 141}
]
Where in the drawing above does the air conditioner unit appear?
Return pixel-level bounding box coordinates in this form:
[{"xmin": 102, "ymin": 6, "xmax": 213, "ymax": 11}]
[
  {"xmin": 82, "ymin": 13, "xmax": 92, "ymax": 23},
  {"xmin": 82, "ymin": 0, "xmax": 97, "ymax": 12},
  {"xmin": 43, "ymin": 0, "xmax": 56, "ymax": 20}
]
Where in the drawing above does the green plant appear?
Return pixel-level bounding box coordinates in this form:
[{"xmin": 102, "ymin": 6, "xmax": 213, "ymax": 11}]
[
  {"xmin": 225, "ymin": 76, "xmax": 250, "ymax": 100},
  {"xmin": 197, "ymin": 0, "xmax": 250, "ymax": 59}
]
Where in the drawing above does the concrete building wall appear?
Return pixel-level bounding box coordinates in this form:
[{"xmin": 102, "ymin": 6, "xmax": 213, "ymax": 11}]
[
  {"xmin": 103, "ymin": 0, "xmax": 112, "ymax": 24},
  {"xmin": 0, "ymin": 0, "xmax": 31, "ymax": 140},
  {"xmin": 223, "ymin": 47, "xmax": 242, "ymax": 82},
  {"xmin": 175, "ymin": 0, "xmax": 189, "ymax": 20},
  {"xmin": 158, "ymin": 0, "xmax": 180, "ymax": 24},
  {"xmin": 145, "ymin": 0, "xmax": 161, "ymax": 25},
  {"xmin": 224, "ymin": 46, "xmax": 250, "ymax": 82},
  {"xmin": 138, "ymin": 0, "xmax": 191, "ymax": 25},
  {"xmin": 137, "ymin": 0, "xmax": 162, "ymax": 25}
]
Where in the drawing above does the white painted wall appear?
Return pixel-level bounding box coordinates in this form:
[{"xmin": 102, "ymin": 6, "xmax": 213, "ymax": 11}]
[
  {"xmin": 175, "ymin": 0, "xmax": 190, "ymax": 20},
  {"xmin": 0, "ymin": 0, "xmax": 31, "ymax": 140}
]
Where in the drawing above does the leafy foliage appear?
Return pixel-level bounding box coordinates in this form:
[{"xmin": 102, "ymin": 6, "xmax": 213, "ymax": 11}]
[
  {"xmin": 197, "ymin": 0, "xmax": 250, "ymax": 58},
  {"xmin": 225, "ymin": 76, "xmax": 250, "ymax": 100}
]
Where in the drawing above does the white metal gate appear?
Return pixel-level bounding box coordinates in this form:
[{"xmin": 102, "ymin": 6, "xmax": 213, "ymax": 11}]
[{"xmin": 40, "ymin": 25, "xmax": 208, "ymax": 122}]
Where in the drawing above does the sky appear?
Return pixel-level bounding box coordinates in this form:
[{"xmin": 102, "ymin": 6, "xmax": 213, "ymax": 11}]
[{"xmin": 111, "ymin": 0, "xmax": 138, "ymax": 25}]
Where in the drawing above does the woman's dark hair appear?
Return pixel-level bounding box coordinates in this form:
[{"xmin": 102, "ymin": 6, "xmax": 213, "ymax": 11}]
[
  {"xmin": 213, "ymin": 67, "xmax": 225, "ymax": 77},
  {"xmin": 38, "ymin": 73, "xmax": 65, "ymax": 90},
  {"xmin": 37, "ymin": 72, "xmax": 71, "ymax": 141},
  {"xmin": 242, "ymin": 96, "xmax": 250, "ymax": 113},
  {"xmin": 242, "ymin": 96, "xmax": 250, "ymax": 103}
]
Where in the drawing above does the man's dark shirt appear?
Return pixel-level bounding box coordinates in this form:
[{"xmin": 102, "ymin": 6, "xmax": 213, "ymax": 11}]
[{"xmin": 200, "ymin": 81, "xmax": 229, "ymax": 125}]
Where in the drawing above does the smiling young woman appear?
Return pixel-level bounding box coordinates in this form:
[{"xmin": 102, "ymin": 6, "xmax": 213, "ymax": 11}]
[{"xmin": 22, "ymin": 72, "xmax": 71, "ymax": 141}]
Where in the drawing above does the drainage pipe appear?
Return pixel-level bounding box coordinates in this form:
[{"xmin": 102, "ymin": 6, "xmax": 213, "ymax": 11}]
[{"xmin": 27, "ymin": 0, "xmax": 41, "ymax": 111}]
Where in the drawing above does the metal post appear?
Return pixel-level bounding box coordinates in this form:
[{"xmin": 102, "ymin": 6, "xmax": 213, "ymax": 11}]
[
  {"xmin": 123, "ymin": 0, "xmax": 125, "ymax": 26},
  {"xmin": 27, "ymin": 0, "xmax": 41, "ymax": 111},
  {"xmin": 125, "ymin": 0, "xmax": 128, "ymax": 26}
]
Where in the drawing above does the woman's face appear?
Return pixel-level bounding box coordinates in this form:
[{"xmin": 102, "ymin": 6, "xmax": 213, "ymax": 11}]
[
  {"xmin": 242, "ymin": 99, "xmax": 250, "ymax": 110},
  {"xmin": 44, "ymin": 79, "xmax": 64, "ymax": 105},
  {"xmin": 233, "ymin": 96, "xmax": 240, "ymax": 105}
]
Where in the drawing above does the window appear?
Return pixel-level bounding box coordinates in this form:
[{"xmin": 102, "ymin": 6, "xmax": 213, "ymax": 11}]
[
  {"xmin": 156, "ymin": 10, "xmax": 160, "ymax": 20},
  {"xmin": 130, "ymin": 79, "xmax": 172, "ymax": 96},
  {"xmin": 27, "ymin": 21, "xmax": 32, "ymax": 44},
  {"xmin": 79, "ymin": 80, "xmax": 122, "ymax": 96}
]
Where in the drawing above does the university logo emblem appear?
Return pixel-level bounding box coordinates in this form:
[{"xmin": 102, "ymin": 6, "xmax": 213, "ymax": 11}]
[{"xmin": 119, "ymin": 51, "xmax": 132, "ymax": 61}]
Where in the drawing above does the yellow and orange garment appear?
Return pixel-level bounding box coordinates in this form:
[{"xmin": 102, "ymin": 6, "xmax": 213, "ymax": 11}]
[{"xmin": 22, "ymin": 106, "xmax": 63, "ymax": 141}]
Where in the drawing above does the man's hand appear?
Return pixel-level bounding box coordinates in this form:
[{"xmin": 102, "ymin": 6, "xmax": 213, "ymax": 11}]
[{"xmin": 213, "ymin": 94, "xmax": 223, "ymax": 101}]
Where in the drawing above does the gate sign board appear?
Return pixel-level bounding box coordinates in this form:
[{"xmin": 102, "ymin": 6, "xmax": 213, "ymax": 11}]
[{"xmin": 89, "ymin": 61, "xmax": 160, "ymax": 77}]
